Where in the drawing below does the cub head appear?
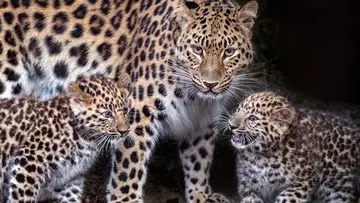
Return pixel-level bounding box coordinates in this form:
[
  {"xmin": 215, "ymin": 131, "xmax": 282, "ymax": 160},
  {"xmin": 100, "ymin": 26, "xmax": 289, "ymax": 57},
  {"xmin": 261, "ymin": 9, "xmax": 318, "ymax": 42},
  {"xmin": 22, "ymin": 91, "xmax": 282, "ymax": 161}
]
[
  {"xmin": 172, "ymin": 0, "xmax": 258, "ymax": 98},
  {"xmin": 228, "ymin": 92, "xmax": 296, "ymax": 149},
  {"xmin": 67, "ymin": 74, "xmax": 131, "ymax": 143}
]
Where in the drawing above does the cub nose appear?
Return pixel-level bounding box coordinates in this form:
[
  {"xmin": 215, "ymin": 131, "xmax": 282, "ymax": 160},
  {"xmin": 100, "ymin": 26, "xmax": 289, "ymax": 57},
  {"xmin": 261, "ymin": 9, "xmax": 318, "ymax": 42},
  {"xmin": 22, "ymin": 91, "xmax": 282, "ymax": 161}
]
[
  {"xmin": 228, "ymin": 120, "xmax": 238, "ymax": 130},
  {"xmin": 117, "ymin": 123, "xmax": 130, "ymax": 135},
  {"xmin": 118, "ymin": 128, "xmax": 130, "ymax": 135},
  {"xmin": 229, "ymin": 124, "xmax": 237, "ymax": 130},
  {"xmin": 203, "ymin": 81, "xmax": 218, "ymax": 89}
]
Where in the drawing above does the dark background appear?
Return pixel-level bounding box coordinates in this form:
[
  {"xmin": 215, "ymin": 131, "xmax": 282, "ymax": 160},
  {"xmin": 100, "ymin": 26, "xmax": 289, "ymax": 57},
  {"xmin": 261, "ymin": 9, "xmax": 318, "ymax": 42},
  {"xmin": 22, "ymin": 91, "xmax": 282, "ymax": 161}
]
[{"xmin": 264, "ymin": 0, "xmax": 360, "ymax": 104}]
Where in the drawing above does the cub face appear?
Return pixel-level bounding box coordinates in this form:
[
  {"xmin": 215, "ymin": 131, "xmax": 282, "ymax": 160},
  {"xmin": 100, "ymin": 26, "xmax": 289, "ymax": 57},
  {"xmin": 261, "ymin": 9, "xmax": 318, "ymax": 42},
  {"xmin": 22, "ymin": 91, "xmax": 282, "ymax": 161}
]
[
  {"xmin": 228, "ymin": 92, "xmax": 295, "ymax": 149},
  {"xmin": 67, "ymin": 74, "xmax": 132, "ymax": 141}
]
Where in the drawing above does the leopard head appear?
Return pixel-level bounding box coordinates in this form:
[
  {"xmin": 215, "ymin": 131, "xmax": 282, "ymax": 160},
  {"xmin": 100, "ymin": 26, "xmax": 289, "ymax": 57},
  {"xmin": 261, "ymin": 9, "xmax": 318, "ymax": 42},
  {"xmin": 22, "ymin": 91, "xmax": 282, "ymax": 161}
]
[
  {"xmin": 67, "ymin": 74, "xmax": 131, "ymax": 144},
  {"xmin": 228, "ymin": 92, "xmax": 296, "ymax": 149},
  {"xmin": 172, "ymin": 0, "xmax": 258, "ymax": 99}
]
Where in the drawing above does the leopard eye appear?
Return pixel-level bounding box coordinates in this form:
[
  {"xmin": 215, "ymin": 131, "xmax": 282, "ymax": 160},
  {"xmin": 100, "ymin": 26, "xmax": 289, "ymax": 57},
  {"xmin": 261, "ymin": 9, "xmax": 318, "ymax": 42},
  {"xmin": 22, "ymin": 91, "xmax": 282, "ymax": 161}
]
[
  {"xmin": 224, "ymin": 48, "xmax": 236, "ymax": 57},
  {"xmin": 247, "ymin": 115, "xmax": 259, "ymax": 122},
  {"xmin": 191, "ymin": 45, "xmax": 203, "ymax": 55},
  {"xmin": 102, "ymin": 111, "xmax": 114, "ymax": 118}
]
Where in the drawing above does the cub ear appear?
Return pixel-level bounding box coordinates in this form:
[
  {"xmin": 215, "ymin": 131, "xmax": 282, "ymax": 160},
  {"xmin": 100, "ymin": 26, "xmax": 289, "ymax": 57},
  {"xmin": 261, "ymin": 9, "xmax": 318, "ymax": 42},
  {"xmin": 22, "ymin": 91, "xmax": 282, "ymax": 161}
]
[
  {"xmin": 117, "ymin": 73, "xmax": 132, "ymax": 96},
  {"xmin": 67, "ymin": 82, "xmax": 91, "ymax": 106},
  {"xmin": 271, "ymin": 106, "xmax": 295, "ymax": 125},
  {"xmin": 236, "ymin": 1, "xmax": 258, "ymax": 31}
]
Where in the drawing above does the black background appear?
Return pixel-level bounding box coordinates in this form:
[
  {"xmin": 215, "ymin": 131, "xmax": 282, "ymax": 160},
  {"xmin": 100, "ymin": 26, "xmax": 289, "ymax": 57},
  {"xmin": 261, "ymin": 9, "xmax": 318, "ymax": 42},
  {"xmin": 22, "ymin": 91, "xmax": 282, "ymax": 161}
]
[{"xmin": 272, "ymin": 0, "xmax": 360, "ymax": 104}]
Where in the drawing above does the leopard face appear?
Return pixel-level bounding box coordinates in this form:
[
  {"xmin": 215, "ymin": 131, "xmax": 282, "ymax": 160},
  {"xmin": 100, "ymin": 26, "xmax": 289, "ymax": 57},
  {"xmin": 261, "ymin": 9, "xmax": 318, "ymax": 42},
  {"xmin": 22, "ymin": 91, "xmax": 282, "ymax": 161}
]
[
  {"xmin": 173, "ymin": 0, "xmax": 258, "ymax": 98},
  {"xmin": 228, "ymin": 92, "xmax": 296, "ymax": 149},
  {"xmin": 67, "ymin": 74, "xmax": 131, "ymax": 142}
]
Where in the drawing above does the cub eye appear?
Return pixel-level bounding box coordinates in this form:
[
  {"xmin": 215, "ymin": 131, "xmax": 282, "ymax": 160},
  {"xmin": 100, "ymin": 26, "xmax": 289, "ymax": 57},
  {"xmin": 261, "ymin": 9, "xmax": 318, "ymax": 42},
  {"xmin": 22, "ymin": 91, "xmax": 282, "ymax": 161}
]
[
  {"xmin": 247, "ymin": 115, "xmax": 259, "ymax": 122},
  {"xmin": 102, "ymin": 111, "xmax": 114, "ymax": 118},
  {"xmin": 224, "ymin": 48, "xmax": 236, "ymax": 57},
  {"xmin": 191, "ymin": 45, "xmax": 203, "ymax": 55}
]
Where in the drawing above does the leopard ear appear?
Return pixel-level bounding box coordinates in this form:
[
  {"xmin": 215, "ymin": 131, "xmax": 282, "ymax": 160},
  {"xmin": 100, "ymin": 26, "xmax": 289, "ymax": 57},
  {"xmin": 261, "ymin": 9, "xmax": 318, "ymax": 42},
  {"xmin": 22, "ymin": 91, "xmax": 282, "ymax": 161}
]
[
  {"xmin": 184, "ymin": 0, "xmax": 200, "ymax": 9},
  {"xmin": 178, "ymin": 1, "xmax": 195, "ymax": 26},
  {"xmin": 171, "ymin": 0, "xmax": 195, "ymax": 42},
  {"xmin": 67, "ymin": 82, "xmax": 91, "ymax": 106},
  {"xmin": 271, "ymin": 106, "xmax": 295, "ymax": 125},
  {"xmin": 117, "ymin": 73, "xmax": 132, "ymax": 95},
  {"xmin": 236, "ymin": 1, "xmax": 258, "ymax": 32}
]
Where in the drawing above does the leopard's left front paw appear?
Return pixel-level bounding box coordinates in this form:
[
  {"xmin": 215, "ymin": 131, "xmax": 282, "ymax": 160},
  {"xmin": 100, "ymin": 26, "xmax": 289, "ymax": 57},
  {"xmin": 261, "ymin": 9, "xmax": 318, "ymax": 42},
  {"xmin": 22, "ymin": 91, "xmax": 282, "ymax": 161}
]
[{"xmin": 205, "ymin": 193, "xmax": 230, "ymax": 203}]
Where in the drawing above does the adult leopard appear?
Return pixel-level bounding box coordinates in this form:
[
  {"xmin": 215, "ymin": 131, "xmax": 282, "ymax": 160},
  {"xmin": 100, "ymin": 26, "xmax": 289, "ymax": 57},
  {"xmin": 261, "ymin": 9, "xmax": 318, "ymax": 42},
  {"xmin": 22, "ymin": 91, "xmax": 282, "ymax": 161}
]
[{"xmin": 0, "ymin": 0, "xmax": 258, "ymax": 202}]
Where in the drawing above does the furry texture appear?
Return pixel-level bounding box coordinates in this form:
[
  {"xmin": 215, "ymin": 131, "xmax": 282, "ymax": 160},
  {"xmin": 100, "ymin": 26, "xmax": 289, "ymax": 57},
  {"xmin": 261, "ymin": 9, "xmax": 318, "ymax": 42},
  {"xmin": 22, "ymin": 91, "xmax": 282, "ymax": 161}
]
[
  {"xmin": 228, "ymin": 92, "xmax": 360, "ymax": 203},
  {"xmin": 0, "ymin": 75, "xmax": 130, "ymax": 203},
  {"xmin": 0, "ymin": 0, "xmax": 259, "ymax": 201}
]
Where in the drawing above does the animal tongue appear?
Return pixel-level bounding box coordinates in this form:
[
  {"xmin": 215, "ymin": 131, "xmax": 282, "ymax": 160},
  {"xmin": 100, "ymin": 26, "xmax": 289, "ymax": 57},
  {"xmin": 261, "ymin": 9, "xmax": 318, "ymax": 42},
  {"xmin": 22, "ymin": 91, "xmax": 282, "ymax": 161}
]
[{"xmin": 232, "ymin": 133, "xmax": 250, "ymax": 145}]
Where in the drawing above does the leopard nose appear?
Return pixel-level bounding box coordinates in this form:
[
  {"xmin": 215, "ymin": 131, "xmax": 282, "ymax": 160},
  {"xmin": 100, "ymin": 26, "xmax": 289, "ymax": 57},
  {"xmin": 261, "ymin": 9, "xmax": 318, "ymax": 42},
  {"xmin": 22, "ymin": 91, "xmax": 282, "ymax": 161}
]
[
  {"xmin": 203, "ymin": 81, "xmax": 218, "ymax": 89},
  {"xmin": 117, "ymin": 123, "xmax": 130, "ymax": 135}
]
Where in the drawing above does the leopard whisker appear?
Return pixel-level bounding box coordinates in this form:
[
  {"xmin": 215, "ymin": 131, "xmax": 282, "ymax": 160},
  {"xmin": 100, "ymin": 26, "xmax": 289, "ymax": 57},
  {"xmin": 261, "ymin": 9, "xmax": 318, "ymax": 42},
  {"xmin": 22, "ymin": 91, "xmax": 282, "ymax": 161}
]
[
  {"xmin": 228, "ymin": 86, "xmax": 255, "ymax": 96},
  {"xmin": 213, "ymin": 122, "xmax": 229, "ymax": 135},
  {"xmin": 224, "ymin": 88, "xmax": 244, "ymax": 103}
]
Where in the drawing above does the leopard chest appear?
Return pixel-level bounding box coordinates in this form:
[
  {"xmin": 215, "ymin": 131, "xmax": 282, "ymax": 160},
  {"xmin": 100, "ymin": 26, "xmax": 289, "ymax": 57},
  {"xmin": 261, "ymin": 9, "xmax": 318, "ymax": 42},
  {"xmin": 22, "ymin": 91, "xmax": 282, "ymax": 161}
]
[
  {"xmin": 151, "ymin": 93, "xmax": 223, "ymax": 138},
  {"xmin": 42, "ymin": 140, "xmax": 97, "ymax": 189},
  {"xmin": 236, "ymin": 151, "xmax": 289, "ymax": 200}
]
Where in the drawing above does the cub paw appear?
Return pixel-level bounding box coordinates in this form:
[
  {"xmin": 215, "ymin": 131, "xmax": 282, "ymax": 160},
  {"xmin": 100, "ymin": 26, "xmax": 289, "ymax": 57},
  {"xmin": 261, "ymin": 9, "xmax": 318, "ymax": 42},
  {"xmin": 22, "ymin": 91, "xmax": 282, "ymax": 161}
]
[
  {"xmin": 241, "ymin": 196, "xmax": 264, "ymax": 203},
  {"xmin": 205, "ymin": 193, "xmax": 230, "ymax": 203}
]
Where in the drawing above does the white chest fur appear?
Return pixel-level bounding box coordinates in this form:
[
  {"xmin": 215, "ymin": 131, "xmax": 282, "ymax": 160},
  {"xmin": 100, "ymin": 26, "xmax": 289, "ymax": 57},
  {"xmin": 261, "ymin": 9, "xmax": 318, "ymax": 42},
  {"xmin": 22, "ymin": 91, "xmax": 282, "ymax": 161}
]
[{"xmin": 153, "ymin": 95, "xmax": 223, "ymax": 139}]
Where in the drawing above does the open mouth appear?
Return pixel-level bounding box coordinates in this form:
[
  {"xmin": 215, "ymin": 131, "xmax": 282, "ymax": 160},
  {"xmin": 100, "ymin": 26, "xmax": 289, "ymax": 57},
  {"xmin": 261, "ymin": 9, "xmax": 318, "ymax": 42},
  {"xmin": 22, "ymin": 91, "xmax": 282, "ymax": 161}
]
[{"xmin": 231, "ymin": 133, "xmax": 254, "ymax": 148}]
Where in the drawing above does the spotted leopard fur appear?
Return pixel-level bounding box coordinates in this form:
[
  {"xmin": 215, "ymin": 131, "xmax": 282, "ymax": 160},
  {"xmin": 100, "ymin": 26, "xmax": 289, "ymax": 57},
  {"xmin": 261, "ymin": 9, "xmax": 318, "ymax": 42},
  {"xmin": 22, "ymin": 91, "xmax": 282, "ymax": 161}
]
[
  {"xmin": 228, "ymin": 92, "xmax": 360, "ymax": 203},
  {"xmin": 0, "ymin": 75, "xmax": 131, "ymax": 203},
  {"xmin": 0, "ymin": 0, "xmax": 259, "ymax": 202}
]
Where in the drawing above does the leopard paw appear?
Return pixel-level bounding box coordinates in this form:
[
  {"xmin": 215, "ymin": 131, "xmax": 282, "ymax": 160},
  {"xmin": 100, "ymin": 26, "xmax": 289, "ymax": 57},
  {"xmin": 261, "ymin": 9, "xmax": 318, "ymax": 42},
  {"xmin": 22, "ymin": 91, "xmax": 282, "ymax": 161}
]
[
  {"xmin": 205, "ymin": 193, "xmax": 230, "ymax": 203},
  {"xmin": 241, "ymin": 196, "xmax": 264, "ymax": 203}
]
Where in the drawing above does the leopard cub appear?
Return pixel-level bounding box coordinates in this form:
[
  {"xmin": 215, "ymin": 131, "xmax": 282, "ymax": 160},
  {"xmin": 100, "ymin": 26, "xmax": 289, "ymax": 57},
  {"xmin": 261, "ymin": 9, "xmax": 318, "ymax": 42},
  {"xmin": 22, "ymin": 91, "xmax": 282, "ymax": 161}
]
[
  {"xmin": 228, "ymin": 91, "xmax": 360, "ymax": 203},
  {"xmin": 0, "ymin": 75, "xmax": 131, "ymax": 203}
]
